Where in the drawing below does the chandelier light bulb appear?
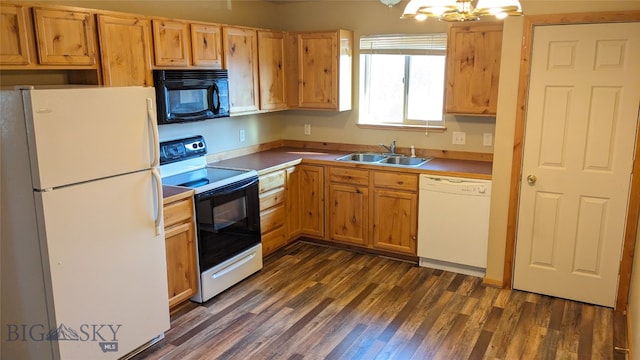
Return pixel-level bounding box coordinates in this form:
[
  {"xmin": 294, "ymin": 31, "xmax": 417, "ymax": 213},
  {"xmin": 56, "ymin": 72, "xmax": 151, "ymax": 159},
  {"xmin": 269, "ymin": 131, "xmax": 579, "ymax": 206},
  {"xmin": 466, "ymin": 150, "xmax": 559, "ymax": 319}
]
[{"xmin": 401, "ymin": 0, "xmax": 523, "ymax": 22}]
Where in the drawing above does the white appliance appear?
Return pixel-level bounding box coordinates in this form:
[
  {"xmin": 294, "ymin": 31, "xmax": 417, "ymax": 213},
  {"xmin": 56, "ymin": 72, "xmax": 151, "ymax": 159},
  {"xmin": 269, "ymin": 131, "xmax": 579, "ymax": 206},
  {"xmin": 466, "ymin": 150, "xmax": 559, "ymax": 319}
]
[
  {"xmin": 1, "ymin": 87, "xmax": 170, "ymax": 360},
  {"xmin": 417, "ymin": 174, "xmax": 492, "ymax": 277},
  {"xmin": 159, "ymin": 136, "xmax": 262, "ymax": 304}
]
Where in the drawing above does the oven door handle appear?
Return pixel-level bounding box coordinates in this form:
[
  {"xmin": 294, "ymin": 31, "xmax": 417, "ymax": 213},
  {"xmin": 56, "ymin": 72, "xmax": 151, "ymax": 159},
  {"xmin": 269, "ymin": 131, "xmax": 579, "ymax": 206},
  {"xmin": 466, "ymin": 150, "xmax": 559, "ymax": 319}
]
[{"xmin": 214, "ymin": 178, "xmax": 258, "ymax": 197}]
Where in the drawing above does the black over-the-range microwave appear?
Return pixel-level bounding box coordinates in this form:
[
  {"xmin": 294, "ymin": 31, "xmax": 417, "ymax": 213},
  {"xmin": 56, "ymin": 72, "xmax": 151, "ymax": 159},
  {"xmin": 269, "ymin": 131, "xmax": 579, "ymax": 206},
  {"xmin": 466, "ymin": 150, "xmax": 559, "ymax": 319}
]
[{"xmin": 153, "ymin": 69, "xmax": 230, "ymax": 125}]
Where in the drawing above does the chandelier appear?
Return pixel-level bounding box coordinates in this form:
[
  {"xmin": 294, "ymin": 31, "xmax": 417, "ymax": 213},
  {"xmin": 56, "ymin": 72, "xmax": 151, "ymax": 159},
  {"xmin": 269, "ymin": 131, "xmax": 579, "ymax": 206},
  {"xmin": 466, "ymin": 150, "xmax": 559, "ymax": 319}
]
[{"xmin": 401, "ymin": 0, "xmax": 523, "ymax": 22}]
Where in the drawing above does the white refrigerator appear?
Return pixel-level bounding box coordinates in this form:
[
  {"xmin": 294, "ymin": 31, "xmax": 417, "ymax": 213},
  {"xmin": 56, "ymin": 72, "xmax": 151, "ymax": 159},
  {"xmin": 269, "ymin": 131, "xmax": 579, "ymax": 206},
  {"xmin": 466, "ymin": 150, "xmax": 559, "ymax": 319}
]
[{"xmin": 1, "ymin": 87, "xmax": 170, "ymax": 359}]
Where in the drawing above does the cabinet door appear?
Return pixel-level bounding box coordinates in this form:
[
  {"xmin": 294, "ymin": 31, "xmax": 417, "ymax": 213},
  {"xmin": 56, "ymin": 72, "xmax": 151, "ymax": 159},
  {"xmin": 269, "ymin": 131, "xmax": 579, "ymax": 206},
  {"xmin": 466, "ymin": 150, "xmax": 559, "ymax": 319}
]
[
  {"xmin": 445, "ymin": 22, "xmax": 503, "ymax": 115},
  {"xmin": 0, "ymin": 4, "xmax": 33, "ymax": 65},
  {"xmin": 329, "ymin": 183, "xmax": 368, "ymax": 246},
  {"xmin": 97, "ymin": 14, "xmax": 153, "ymax": 86},
  {"xmin": 152, "ymin": 19, "xmax": 190, "ymax": 67},
  {"xmin": 300, "ymin": 165, "xmax": 324, "ymax": 237},
  {"xmin": 32, "ymin": 7, "xmax": 97, "ymax": 66},
  {"xmin": 297, "ymin": 32, "xmax": 337, "ymax": 109},
  {"xmin": 165, "ymin": 221, "xmax": 197, "ymax": 308},
  {"xmin": 191, "ymin": 23, "xmax": 222, "ymax": 68},
  {"xmin": 223, "ymin": 26, "xmax": 259, "ymax": 114},
  {"xmin": 372, "ymin": 188, "xmax": 417, "ymax": 255},
  {"xmin": 285, "ymin": 166, "xmax": 301, "ymax": 239},
  {"xmin": 258, "ymin": 30, "xmax": 287, "ymax": 110}
]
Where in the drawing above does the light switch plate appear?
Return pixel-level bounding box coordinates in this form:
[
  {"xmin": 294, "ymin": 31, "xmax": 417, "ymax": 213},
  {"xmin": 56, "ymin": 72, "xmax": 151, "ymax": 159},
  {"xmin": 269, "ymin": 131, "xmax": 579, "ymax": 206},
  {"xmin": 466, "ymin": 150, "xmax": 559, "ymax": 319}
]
[{"xmin": 483, "ymin": 133, "xmax": 493, "ymax": 146}]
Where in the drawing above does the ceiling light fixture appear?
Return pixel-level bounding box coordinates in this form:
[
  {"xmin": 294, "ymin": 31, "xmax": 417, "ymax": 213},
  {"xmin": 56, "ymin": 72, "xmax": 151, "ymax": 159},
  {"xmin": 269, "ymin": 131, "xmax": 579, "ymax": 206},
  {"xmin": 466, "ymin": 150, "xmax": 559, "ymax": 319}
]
[{"xmin": 401, "ymin": 0, "xmax": 522, "ymax": 22}]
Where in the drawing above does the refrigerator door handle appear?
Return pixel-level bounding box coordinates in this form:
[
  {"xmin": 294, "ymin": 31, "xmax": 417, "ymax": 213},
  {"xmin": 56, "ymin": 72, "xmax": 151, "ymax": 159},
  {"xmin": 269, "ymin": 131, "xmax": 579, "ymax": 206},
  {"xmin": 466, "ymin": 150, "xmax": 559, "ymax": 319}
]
[
  {"xmin": 152, "ymin": 168, "xmax": 163, "ymax": 235},
  {"xmin": 147, "ymin": 97, "xmax": 160, "ymax": 168}
]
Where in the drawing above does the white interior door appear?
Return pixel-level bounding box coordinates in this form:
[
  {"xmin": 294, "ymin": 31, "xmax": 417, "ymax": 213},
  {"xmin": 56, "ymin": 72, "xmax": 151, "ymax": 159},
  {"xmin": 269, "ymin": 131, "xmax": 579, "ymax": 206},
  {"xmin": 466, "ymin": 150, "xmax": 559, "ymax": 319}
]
[{"xmin": 513, "ymin": 22, "xmax": 640, "ymax": 307}]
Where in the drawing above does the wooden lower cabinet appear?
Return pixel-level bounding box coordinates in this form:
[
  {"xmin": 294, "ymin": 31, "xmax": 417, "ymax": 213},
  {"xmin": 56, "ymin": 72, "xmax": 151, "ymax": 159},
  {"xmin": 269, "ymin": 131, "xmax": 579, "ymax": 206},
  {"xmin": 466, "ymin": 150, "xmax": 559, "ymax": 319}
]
[
  {"xmin": 297, "ymin": 165, "xmax": 324, "ymax": 238},
  {"xmin": 163, "ymin": 192, "xmax": 198, "ymax": 311},
  {"xmin": 259, "ymin": 169, "xmax": 287, "ymax": 256},
  {"xmin": 260, "ymin": 164, "xmax": 324, "ymax": 257},
  {"xmin": 326, "ymin": 166, "xmax": 418, "ymax": 256},
  {"xmin": 329, "ymin": 183, "xmax": 369, "ymax": 246},
  {"xmin": 371, "ymin": 170, "xmax": 418, "ymax": 255},
  {"xmin": 286, "ymin": 164, "xmax": 325, "ymax": 239},
  {"xmin": 372, "ymin": 188, "xmax": 417, "ymax": 254}
]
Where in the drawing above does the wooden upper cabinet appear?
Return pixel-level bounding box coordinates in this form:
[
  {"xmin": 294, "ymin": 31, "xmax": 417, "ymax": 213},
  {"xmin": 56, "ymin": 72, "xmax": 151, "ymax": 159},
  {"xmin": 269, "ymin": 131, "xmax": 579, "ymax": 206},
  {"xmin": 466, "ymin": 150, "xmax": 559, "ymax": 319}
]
[
  {"xmin": 152, "ymin": 19, "xmax": 190, "ymax": 67},
  {"xmin": 0, "ymin": 4, "xmax": 33, "ymax": 65},
  {"xmin": 191, "ymin": 23, "xmax": 222, "ymax": 68},
  {"xmin": 1, "ymin": 3, "xmax": 98, "ymax": 68},
  {"xmin": 151, "ymin": 19, "xmax": 222, "ymax": 69},
  {"xmin": 32, "ymin": 7, "xmax": 97, "ymax": 66},
  {"xmin": 97, "ymin": 13, "xmax": 153, "ymax": 86},
  {"xmin": 445, "ymin": 22, "xmax": 503, "ymax": 116},
  {"xmin": 289, "ymin": 29, "xmax": 352, "ymax": 111},
  {"xmin": 258, "ymin": 30, "xmax": 287, "ymax": 111},
  {"xmin": 223, "ymin": 26, "xmax": 259, "ymax": 114}
]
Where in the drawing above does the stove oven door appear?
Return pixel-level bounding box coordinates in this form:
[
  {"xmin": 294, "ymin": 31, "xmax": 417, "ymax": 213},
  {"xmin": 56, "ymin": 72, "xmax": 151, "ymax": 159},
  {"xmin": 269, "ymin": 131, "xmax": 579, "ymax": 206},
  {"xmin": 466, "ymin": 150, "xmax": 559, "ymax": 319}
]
[{"xmin": 195, "ymin": 176, "xmax": 261, "ymax": 271}]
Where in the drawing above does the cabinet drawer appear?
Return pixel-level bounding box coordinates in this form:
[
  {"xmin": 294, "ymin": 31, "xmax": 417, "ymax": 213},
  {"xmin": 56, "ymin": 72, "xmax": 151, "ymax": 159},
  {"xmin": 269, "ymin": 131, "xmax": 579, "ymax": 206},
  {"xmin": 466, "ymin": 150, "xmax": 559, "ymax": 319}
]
[
  {"xmin": 261, "ymin": 225, "xmax": 287, "ymax": 256},
  {"xmin": 260, "ymin": 204, "xmax": 285, "ymax": 234},
  {"xmin": 259, "ymin": 187, "xmax": 285, "ymax": 211},
  {"xmin": 329, "ymin": 167, "xmax": 369, "ymax": 186},
  {"xmin": 373, "ymin": 171, "xmax": 418, "ymax": 192},
  {"xmin": 259, "ymin": 170, "xmax": 285, "ymax": 193},
  {"xmin": 164, "ymin": 198, "xmax": 193, "ymax": 228}
]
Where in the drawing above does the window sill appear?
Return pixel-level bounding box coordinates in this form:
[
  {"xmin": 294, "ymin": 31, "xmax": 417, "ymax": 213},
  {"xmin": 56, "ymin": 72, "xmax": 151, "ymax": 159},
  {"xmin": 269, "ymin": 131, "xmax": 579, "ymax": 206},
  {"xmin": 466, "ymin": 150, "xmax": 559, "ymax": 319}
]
[{"xmin": 356, "ymin": 123, "xmax": 447, "ymax": 133}]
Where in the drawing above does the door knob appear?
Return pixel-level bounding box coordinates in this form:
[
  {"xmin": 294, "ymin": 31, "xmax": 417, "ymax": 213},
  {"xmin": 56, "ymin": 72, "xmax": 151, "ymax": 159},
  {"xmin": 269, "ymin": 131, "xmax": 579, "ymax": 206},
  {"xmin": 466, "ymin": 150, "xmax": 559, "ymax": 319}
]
[{"xmin": 526, "ymin": 174, "xmax": 537, "ymax": 184}]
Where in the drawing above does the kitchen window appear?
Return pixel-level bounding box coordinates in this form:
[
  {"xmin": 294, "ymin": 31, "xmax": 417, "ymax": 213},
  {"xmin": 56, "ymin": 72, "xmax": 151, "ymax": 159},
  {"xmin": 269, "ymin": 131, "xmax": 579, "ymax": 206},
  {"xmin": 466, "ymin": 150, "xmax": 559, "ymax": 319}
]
[{"xmin": 359, "ymin": 33, "xmax": 447, "ymax": 128}]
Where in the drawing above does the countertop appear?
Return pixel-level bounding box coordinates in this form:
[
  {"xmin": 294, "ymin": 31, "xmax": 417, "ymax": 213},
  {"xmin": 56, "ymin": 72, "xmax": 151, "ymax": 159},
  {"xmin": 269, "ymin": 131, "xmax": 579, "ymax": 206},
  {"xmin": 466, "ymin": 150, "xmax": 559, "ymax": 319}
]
[
  {"xmin": 162, "ymin": 185, "xmax": 194, "ymax": 202},
  {"xmin": 210, "ymin": 147, "xmax": 493, "ymax": 180}
]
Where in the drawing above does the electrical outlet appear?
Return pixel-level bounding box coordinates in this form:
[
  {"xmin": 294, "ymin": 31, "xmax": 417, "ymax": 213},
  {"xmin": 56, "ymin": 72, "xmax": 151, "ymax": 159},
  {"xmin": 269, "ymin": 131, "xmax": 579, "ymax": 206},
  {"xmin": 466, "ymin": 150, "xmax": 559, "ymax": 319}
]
[
  {"xmin": 304, "ymin": 124, "xmax": 311, "ymax": 135},
  {"xmin": 452, "ymin": 131, "xmax": 466, "ymax": 145},
  {"xmin": 483, "ymin": 133, "xmax": 493, "ymax": 146},
  {"xmin": 239, "ymin": 129, "xmax": 245, "ymax": 142}
]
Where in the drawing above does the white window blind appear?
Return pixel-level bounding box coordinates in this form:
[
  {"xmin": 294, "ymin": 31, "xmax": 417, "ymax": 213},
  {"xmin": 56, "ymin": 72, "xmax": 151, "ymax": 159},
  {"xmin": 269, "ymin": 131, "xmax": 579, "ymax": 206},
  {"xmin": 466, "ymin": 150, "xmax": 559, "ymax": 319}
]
[{"xmin": 359, "ymin": 33, "xmax": 447, "ymax": 55}]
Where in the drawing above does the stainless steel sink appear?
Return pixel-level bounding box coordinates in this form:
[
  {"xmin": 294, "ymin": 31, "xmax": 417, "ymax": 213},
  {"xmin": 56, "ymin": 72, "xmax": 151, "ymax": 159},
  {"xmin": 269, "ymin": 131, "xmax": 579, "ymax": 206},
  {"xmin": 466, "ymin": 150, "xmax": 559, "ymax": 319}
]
[
  {"xmin": 380, "ymin": 156, "xmax": 432, "ymax": 167},
  {"xmin": 335, "ymin": 153, "xmax": 388, "ymax": 162},
  {"xmin": 335, "ymin": 153, "xmax": 432, "ymax": 167}
]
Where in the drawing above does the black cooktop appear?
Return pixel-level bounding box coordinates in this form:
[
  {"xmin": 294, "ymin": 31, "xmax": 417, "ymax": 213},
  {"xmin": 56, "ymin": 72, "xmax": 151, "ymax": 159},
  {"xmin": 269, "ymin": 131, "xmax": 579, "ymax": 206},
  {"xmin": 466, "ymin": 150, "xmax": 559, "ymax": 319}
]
[{"xmin": 162, "ymin": 167, "xmax": 250, "ymax": 189}]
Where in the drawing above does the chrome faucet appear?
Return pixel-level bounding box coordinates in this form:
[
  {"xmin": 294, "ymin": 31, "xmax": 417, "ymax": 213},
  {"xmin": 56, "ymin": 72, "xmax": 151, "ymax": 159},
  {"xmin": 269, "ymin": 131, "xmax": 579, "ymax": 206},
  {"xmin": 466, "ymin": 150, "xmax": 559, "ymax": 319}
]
[{"xmin": 380, "ymin": 140, "xmax": 397, "ymax": 155}]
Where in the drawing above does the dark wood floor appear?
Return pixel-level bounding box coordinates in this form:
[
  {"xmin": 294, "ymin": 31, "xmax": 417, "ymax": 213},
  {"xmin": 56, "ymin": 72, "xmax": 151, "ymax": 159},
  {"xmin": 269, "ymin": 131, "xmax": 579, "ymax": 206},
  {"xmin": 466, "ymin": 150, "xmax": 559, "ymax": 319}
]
[{"xmin": 135, "ymin": 241, "xmax": 628, "ymax": 360}]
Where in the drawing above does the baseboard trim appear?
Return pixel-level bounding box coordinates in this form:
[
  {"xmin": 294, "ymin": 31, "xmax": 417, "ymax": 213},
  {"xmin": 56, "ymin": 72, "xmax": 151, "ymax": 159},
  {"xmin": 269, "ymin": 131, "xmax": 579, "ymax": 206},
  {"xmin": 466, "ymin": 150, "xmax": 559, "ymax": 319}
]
[{"xmin": 482, "ymin": 277, "xmax": 504, "ymax": 288}]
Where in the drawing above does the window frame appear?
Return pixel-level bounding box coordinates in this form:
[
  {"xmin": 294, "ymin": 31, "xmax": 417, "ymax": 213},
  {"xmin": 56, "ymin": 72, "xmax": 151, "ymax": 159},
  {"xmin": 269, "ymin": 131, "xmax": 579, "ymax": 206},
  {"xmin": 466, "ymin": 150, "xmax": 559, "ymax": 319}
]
[{"xmin": 358, "ymin": 33, "xmax": 448, "ymax": 130}]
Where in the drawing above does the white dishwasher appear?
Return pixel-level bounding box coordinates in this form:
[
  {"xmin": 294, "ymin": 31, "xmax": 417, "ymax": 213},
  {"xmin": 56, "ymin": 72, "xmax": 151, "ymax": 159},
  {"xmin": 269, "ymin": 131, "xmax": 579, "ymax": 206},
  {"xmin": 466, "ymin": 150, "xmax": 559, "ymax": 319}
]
[{"xmin": 418, "ymin": 174, "xmax": 491, "ymax": 277}]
